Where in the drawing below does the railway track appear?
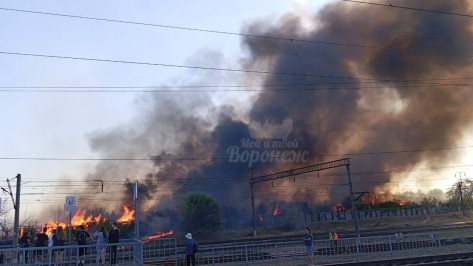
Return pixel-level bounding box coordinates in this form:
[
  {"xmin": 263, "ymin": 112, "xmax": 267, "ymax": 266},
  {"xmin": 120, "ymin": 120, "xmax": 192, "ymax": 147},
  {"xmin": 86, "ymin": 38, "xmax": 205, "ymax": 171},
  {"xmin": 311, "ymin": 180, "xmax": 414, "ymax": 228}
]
[{"xmin": 191, "ymin": 222, "xmax": 473, "ymax": 247}]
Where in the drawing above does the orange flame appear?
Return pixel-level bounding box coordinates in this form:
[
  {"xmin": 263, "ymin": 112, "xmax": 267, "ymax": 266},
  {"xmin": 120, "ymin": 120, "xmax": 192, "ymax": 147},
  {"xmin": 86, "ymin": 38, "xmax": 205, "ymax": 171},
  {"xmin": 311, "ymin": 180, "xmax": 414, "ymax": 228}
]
[
  {"xmin": 143, "ymin": 230, "xmax": 174, "ymax": 243},
  {"xmin": 361, "ymin": 195, "xmax": 375, "ymax": 205},
  {"xmin": 333, "ymin": 203, "xmax": 345, "ymax": 212},
  {"xmin": 117, "ymin": 204, "xmax": 135, "ymax": 223},
  {"xmin": 37, "ymin": 204, "xmax": 132, "ymax": 235},
  {"xmin": 399, "ymin": 200, "xmax": 405, "ymax": 206},
  {"xmin": 43, "ymin": 218, "xmax": 67, "ymax": 235},
  {"xmin": 369, "ymin": 196, "xmax": 375, "ymax": 205},
  {"xmin": 273, "ymin": 203, "xmax": 282, "ymax": 216},
  {"xmin": 94, "ymin": 214, "xmax": 102, "ymax": 224}
]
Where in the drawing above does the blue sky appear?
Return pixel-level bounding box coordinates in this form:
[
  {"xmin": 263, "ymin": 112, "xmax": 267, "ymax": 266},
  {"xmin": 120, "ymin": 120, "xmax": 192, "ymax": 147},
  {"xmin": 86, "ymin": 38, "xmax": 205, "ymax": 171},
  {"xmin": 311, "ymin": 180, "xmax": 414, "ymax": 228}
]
[{"xmin": 0, "ymin": 0, "xmax": 331, "ymax": 221}]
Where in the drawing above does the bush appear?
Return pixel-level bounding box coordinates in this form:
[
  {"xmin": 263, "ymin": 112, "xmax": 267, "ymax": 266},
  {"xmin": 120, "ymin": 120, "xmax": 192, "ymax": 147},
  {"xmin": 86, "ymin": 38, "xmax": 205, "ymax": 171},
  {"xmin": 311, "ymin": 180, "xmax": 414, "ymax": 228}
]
[{"xmin": 180, "ymin": 193, "xmax": 222, "ymax": 232}]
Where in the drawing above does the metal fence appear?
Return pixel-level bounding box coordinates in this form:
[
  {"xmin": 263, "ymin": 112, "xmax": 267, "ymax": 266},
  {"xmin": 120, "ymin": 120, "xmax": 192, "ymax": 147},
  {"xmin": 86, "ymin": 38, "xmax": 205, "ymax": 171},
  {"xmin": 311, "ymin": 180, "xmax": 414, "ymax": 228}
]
[
  {"xmin": 143, "ymin": 237, "xmax": 177, "ymax": 265},
  {"xmin": 0, "ymin": 240, "xmax": 143, "ymax": 265},
  {"xmin": 143, "ymin": 233, "xmax": 443, "ymax": 265},
  {"xmin": 0, "ymin": 233, "xmax": 453, "ymax": 265}
]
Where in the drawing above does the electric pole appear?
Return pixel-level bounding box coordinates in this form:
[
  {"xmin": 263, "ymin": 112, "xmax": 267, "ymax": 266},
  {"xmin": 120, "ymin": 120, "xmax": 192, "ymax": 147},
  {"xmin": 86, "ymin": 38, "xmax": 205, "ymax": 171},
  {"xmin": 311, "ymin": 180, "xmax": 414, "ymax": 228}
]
[
  {"xmin": 250, "ymin": 168, "xmax": 256, "ymax": 237},
  {"xmin": 248, "ymin": 159, "xmax": 355, "ymax": 235},
  {"xmin": 134, "ymin": 181, "xmax": 139, "ymax": 239},
  {"xmin": 346, "ymin": 165, "xmax": 359, "ymax": 236},
  {"xmin": 9, "ymin": 174, "xmax": 21, "ymax": 246},
  {"xmin": 455, "ymin": 172, "xmax": 467, "ymax": 218}
]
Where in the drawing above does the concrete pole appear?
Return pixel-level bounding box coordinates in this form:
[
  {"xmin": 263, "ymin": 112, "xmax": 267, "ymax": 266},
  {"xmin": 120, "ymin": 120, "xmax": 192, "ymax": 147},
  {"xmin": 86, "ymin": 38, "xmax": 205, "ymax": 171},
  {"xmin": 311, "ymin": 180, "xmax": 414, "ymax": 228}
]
[
  {"xmin": 134, "ymin": 181, "xmax": 139, "ymax": 240},
  {"xmin": 250, "ymin": 183, "xmax": 256, "ymax": 237},
  {"xmin": 346, "ymin": 165, "xmax": 359, "ymax": 236},
  {"xmin": 13, "ymin": 174, "xmax": 21, "ymax": 246},
  {"xmin": 69, "ymin": 211, "xmax": 72, "ymax": 241}
]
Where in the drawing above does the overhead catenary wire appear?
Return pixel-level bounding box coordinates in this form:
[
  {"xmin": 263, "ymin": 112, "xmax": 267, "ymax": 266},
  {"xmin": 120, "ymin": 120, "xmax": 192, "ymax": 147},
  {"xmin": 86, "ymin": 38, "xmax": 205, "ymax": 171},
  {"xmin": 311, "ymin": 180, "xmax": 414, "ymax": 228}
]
[
  {"xmin": 340, "ymin": 0, "xmax": 473, "ymax": 19},
  {"xmin": 0, "ymin": 82, "xmax": 472, "ymax": 93},
  {"xmin": 2, "ymin": 4, "xmax": 473, "ymax": 58},
  {"xmin": 17, "ymin": 164, "xmax": 473, "ymax": 190},
  {"xmin": 3, "ymin": 51, "xmax": 473, "ymax": 84},
  {"xmin": 2, "ymin": 143, "xmax": 473, "ymax": 161},
  {"xmin": 0, "ymin": 7, "xmax": 386, "ymax": 51}
]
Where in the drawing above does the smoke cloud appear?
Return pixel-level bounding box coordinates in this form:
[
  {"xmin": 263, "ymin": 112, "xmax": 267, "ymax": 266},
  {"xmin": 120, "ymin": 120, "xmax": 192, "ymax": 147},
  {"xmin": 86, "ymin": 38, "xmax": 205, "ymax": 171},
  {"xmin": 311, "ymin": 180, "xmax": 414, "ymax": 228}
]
[{"xmin": 80, "ymin": 0, "xmax": 473, "ymax": 218}]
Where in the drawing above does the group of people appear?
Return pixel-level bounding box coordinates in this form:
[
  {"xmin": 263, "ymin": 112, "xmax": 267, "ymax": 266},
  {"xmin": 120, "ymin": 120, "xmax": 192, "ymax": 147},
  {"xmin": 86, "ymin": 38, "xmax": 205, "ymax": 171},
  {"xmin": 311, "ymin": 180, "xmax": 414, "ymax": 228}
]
[
  {"xmin": 304, "ymin": 228, "xmax": 341, "ymax": 265},
  {"xmin": 18, "ymin": 221, "xmax": 120, "ymax": 265}
]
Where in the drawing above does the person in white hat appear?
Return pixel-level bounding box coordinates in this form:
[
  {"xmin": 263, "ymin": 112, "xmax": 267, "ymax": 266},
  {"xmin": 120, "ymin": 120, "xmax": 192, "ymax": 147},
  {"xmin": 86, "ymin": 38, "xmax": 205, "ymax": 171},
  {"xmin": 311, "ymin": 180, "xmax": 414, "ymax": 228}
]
[{"xmin": 185, "ymin": 233, "xmax": 198, "ymax": 266}]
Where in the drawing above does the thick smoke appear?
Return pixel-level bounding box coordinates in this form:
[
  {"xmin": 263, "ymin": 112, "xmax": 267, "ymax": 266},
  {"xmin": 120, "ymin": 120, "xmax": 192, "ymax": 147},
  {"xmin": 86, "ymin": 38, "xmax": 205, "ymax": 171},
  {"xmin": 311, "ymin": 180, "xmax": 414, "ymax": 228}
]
[
  {"xmin": 81, "ymin": 0, "xmax": 473, "ymax": 219},
  {"xmin": 242, "ymin": 0, "xmax": 473, "ymax": 201}
]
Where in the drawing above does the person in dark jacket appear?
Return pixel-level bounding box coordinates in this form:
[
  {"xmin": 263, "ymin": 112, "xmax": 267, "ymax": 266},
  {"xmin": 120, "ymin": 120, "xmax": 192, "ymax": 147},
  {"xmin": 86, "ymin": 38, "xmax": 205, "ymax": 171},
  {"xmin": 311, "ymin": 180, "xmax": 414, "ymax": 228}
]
[
  {"xmin": 53, "ymin": 226, "xmax": 65, "ymax": 265},
  {"xmin": 185, "ymin": 233, "xmax": 197, "ymax": 266},
  {"xmin": 19, "ymin": 231, "xmax": 30, "ymax": 263},
  {"xmin": 75, "ymin": 225, "xmax": 93, "ymax": 266},
  {"xmin": 304, "ymin": 227, "xmax": 313, "ymax": 265},
  {"xmin": 34, "ymin": 227, "xmax": 48, "ymax": 262},
  {"xmin": 108, "ymin": 221, "xmax": 120, "ymax": 265}
]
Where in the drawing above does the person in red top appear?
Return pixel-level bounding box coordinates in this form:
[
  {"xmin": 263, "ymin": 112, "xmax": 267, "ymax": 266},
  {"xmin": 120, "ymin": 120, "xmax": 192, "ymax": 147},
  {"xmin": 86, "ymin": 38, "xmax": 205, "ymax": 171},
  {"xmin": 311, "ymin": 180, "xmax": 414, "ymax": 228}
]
[{"xmin": 333, "ymin": 232, "xmax": 339, "ymax": 248}]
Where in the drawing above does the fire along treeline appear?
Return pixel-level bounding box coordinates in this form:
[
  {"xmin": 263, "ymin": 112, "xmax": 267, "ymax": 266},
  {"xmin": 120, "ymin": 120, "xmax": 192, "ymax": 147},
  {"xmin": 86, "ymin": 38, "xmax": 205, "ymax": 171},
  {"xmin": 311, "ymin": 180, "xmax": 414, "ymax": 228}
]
[
  {"xmin": 78, "ymin": 0, "xmax": 473, "ymax": 223},
  {"xmin": 32, "ymin": 204, "xmax": 135, "ymax": 236}
]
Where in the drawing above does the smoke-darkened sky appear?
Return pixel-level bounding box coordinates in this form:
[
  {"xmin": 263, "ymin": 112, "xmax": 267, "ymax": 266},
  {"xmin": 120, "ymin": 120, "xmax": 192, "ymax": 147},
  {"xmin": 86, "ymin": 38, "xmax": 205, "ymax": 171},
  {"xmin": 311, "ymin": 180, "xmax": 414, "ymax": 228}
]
[
  {"xmin": 79, "ymin": 0, "xmax": 473, "ymax": 215},
  {"xmin": 2, "ymin": 0, "xmax": 473, "ymax": 223}
]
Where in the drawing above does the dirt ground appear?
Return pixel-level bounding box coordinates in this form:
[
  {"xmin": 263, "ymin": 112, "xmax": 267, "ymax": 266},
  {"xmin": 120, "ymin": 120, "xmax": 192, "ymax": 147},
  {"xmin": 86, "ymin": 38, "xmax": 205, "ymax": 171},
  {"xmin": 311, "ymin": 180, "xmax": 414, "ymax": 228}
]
[{"xmin": 190, "ymin": 211, "xmax": 473, "ymax": 244}]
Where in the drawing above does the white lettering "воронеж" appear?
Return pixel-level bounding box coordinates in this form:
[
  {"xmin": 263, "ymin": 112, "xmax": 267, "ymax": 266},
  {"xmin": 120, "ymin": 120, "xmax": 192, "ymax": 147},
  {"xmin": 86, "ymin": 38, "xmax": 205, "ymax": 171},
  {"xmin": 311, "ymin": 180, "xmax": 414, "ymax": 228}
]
[{"xmin": 226, "ymin": 146, "xmax": 309, "ymax": 168}]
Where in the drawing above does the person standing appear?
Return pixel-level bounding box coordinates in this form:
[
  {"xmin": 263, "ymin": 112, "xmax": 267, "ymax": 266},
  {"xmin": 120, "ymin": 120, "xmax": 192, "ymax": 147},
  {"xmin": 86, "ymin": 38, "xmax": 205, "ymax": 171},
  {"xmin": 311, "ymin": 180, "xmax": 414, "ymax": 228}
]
[
  {"xmin": 75, "ymin": 225, "xmax": 93, "ymax": 266},
  {"xmin": 304, "ymin": 227, "xmax": 314, "ymax": 265},
  {"xmin": 19, "ymin": 231, "xmax": 30, "ymax": 263},
  {"xmin": 53, "ymin": 226, "xmax": 65, "ymax": 266},
  {"xmin": 93, "ymin": 226, "xmax": 108, "ymax": 265},
  {"xmin": 48, "ymin": 229, "xmax": 56, "ymax": 262},
  {"xmin": 34, "ymin": 227, "xmax": 48, "ymax": 263},
  {"xmin": 333, "ymin": 232, "xmax": 339, "ymax": 249},
  {"xmin": 108, "ymin": 222, "xmax": 120, "ymax": 265},
  {"xmin": 185, "ymin": 233, "xmax": 197, "ymax": 266}
]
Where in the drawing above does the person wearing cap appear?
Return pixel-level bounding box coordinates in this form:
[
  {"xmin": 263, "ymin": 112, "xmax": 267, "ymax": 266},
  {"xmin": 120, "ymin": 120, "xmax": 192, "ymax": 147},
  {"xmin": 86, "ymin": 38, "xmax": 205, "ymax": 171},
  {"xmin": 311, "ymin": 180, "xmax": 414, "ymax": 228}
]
[{"xmin": 185, "ymin": 233, "xmax": 197, "ymax": 266}]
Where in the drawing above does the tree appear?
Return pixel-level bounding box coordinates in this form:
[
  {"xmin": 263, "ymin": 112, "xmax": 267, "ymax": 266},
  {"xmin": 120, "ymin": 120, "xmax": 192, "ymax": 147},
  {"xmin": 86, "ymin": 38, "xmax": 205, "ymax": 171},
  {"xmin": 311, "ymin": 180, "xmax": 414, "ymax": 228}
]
[
  {"xmin": 180, "ymin": 193, "xmax": 221, "ymax": 231},
  {"xmin": 447, "ymin": 179, "xmax": 473, "ymax": 205}
]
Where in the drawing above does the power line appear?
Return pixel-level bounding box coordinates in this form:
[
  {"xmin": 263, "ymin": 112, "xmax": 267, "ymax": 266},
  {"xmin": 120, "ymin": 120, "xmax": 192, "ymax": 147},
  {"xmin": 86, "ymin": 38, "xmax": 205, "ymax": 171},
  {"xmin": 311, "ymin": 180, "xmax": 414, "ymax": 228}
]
[
  {"xmin": 2, "ymin": 51, "xmax": 473, "ymax": 84},
  {"xmin": 0, "ymin": 7, "xmax": 384, "ymax": 50},
  {"xmin": 2, "ymin": 5, "xmax": 473, "ymax": 61},
  {"xmin": 340, "ymin": 0, "xmax": 473, "ymax": 19},
  {"xmin": 0, "ymin": 83, "xmax": 471, "ymax": 93},
  {"xmin": 17, "ymin": 164, "xmax": 473, "ymax": 190},
  {"xmin": 2, "ymin": 144, "xmax": 472, "ymax": 161}
]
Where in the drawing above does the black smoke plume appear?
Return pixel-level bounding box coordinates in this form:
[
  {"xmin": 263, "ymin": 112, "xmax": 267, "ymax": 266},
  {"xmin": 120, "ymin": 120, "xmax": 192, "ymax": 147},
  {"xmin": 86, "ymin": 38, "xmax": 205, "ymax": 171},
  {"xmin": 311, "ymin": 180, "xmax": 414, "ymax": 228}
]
[{"xmin": 82, "ymin": 1, "xmax": 473, "ymax": 219}]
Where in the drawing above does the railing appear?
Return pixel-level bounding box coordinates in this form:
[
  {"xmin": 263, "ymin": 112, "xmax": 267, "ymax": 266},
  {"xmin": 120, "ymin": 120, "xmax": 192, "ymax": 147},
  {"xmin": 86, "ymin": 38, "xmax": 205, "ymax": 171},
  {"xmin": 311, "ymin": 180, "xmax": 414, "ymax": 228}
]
[
  {"xmin": 143, "ymin": 233, "xmax": 443, "ymax": 265},
  {"xmin": 0, "ymin": 233, "xmax": 449, "ymax": 265},
  {"xmin": 143, "ymin": 237, "xmax": 177, "ymax": 265},
  {"xmin": 314, "ymin": 233, "xmax": 441, "ymax": 258},
  {"xmin": 0, "ymin": 240, "xmax": 142, "ymax": 265}
]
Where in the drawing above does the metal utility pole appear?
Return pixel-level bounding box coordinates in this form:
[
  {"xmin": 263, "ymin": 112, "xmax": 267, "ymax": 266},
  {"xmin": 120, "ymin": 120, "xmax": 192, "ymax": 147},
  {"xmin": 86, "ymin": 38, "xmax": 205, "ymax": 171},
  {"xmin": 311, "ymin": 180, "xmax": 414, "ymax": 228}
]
[
  {"xmin": 69, "ymin": 211, "xmax": 72, "ymax": 241},
  {"xmin": 249, "ymin": 169, "xmax": 257, "ymax": 237},
  {"xmin": 346, "ymin": 165, "xmax": 359, "ymax": 236},
  {"xmin": 94, "ymin": 180, "xmax": 104, "ymax": 193},
  {"xmin": 134, "ymin": 181, "xmax": 140, "ymax": 239},
  {"xmin": 456, "ymin": 172, "xmax": 467, "ymax": 218},
  {"xmin": 250, "ymin": 182, "xmax": 256, "ymax": 237},
  {"xmin": 11, "ymin": 174, "xmax": 21, "ymax": 246},
  {"xmin": 249, "ymin": 158, "xmax": 358, "ymax": 235}
]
